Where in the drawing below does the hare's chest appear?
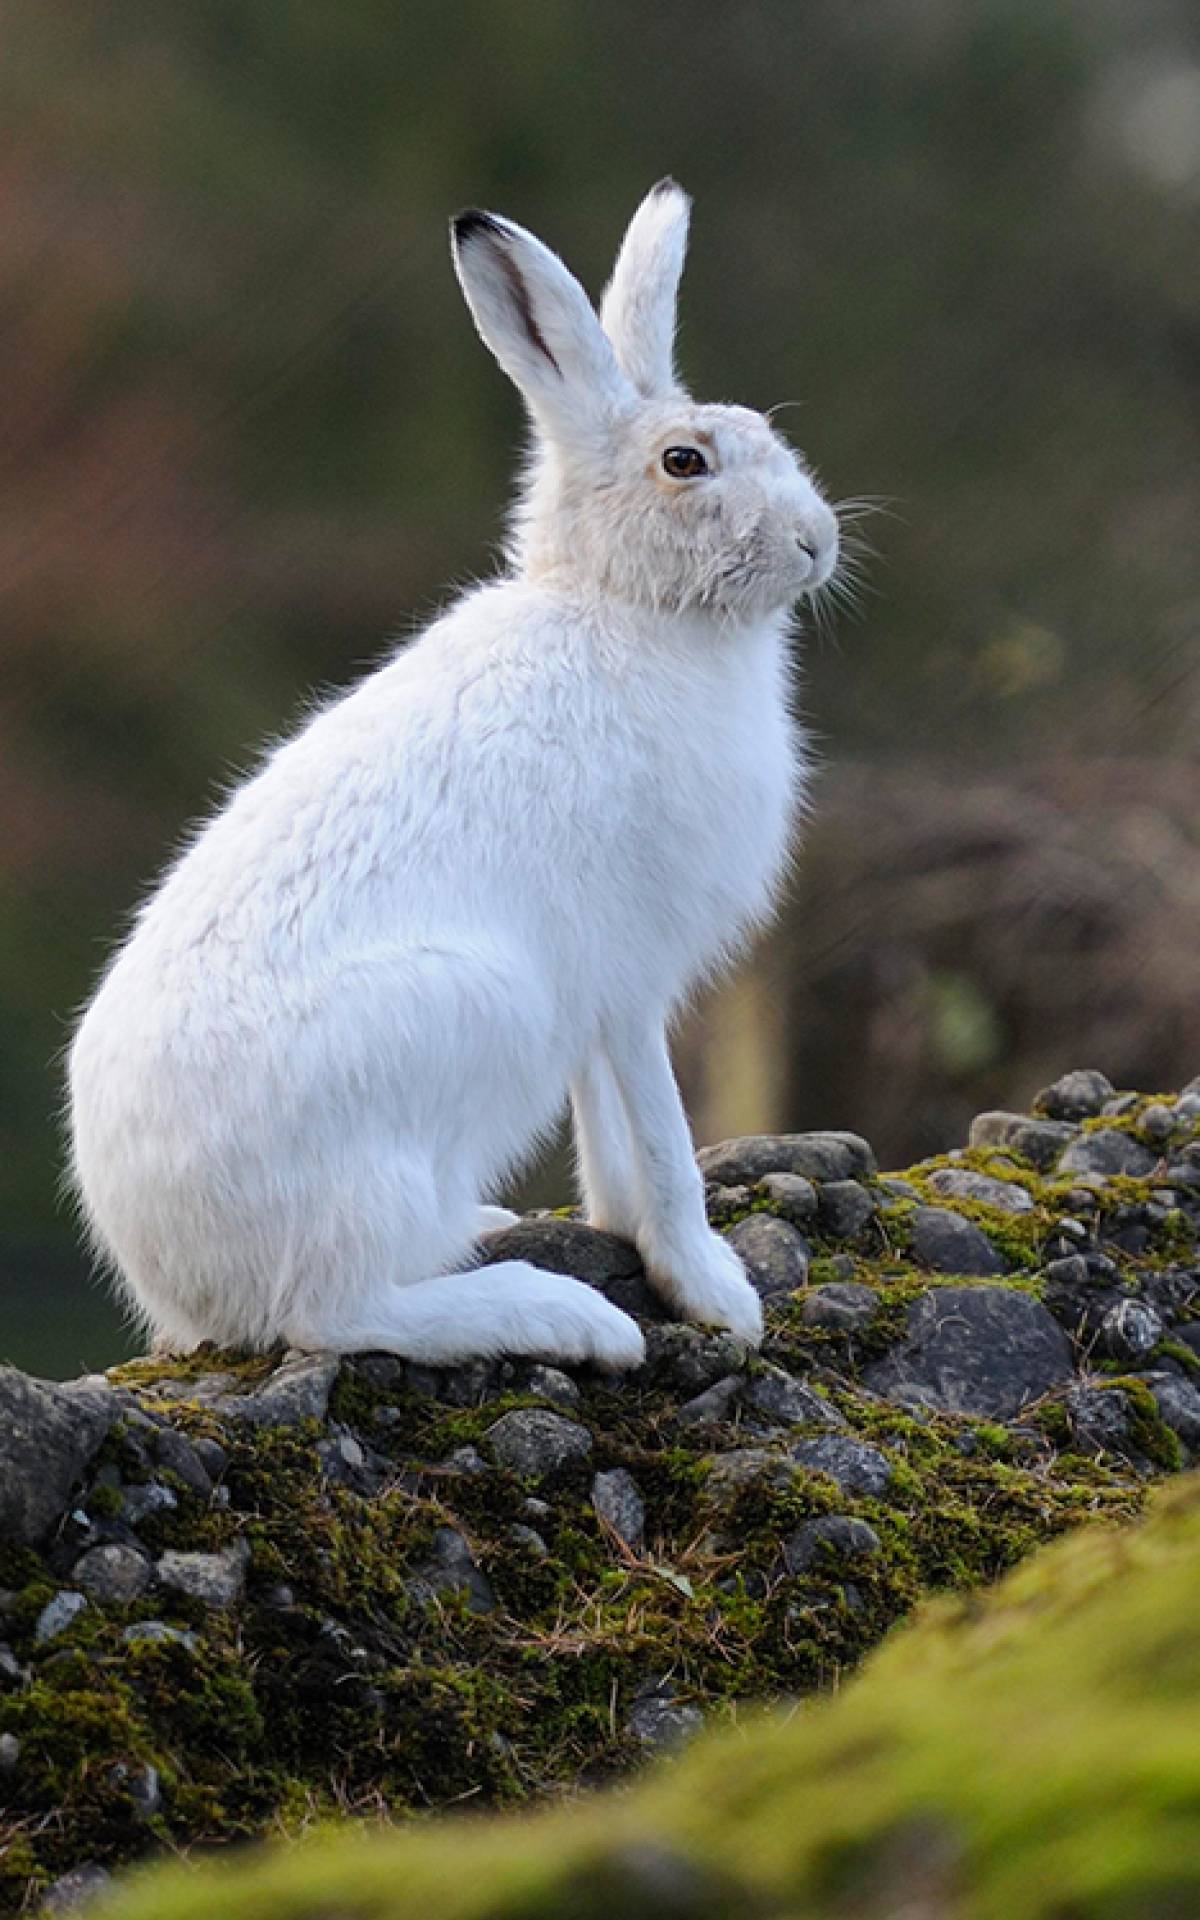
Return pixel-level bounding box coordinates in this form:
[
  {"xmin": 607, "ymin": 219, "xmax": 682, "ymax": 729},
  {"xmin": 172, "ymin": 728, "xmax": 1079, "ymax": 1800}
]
[{"xmin": 606, "ymin": 654, "xmax": 802, "ymax": 972}]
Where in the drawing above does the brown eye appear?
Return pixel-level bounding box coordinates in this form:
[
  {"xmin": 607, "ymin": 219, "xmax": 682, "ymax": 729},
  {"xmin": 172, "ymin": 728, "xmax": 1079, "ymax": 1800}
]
[{"xmin": 661, "ymin": 445, "xmax": 709, "ymax": 479}]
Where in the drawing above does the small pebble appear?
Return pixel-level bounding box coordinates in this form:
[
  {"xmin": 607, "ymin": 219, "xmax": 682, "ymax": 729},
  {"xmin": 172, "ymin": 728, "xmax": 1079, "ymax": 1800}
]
[{"xmin": 35, "ymin": 1591, "xmax": 87, "ymax": 1644}]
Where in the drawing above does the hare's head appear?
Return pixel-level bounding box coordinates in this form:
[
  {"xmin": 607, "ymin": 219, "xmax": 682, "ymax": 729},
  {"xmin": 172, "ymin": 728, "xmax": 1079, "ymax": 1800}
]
[{"xmin": 451, "ymin": 181, "xmax": 839, "ymax": 621}]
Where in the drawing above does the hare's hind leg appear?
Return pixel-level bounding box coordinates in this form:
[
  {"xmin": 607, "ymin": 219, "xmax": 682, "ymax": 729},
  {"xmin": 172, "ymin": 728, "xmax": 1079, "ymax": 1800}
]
[{"xmin": 285, "ymin": 1262, "xmax": 644, "ymax": 1371}]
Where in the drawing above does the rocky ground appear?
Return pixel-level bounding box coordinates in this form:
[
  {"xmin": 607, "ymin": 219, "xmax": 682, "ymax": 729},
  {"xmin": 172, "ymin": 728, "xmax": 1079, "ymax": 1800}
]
[
  {"xmin": 103, "ymin": 1439, "xmax": 1200, "ymax": 1920},
  {"xmin": 4, "ymin": 1068, "xmax": 1200, "ymax": 1912}
]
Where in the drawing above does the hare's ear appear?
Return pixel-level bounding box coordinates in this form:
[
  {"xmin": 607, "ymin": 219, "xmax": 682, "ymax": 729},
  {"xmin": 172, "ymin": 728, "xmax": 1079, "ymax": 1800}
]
[
  {"xmin": 452, "ymin": 209, "xmax": 634, "ymax": 443},
  {"xmin": 600, "ymin": 179, "xmax": 691, "ymax": 398}
]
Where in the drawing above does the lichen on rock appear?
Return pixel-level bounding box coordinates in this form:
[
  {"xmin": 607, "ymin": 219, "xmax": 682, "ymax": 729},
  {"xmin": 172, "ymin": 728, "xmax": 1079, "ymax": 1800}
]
[{"xmin": 2, "ymin": 1072, "xmax": 1200, "ymax": 1910}]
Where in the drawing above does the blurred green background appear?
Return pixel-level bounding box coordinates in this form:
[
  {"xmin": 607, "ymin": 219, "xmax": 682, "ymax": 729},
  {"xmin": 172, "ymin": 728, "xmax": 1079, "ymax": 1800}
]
[{"xmin": 3, "ymin": 0, "xmax": 1198, "ymax": 1376}]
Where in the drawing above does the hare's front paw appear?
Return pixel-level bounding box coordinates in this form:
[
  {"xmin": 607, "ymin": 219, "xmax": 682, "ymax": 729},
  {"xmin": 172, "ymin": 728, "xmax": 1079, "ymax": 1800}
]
[{"xmin": 643, "ymin": 1227, "xmax": 764, "ymax": 1347}]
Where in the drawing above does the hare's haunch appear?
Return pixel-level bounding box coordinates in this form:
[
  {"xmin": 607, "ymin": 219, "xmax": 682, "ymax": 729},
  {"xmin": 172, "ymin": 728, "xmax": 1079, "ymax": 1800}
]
[{"xmin": 68, "ymin": 181, "xmax": 839, "ymax": 1368}]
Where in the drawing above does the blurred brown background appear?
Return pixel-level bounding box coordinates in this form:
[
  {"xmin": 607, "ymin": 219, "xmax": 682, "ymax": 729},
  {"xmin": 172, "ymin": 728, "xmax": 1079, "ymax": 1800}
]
[{"xmin": 2, "ymin": 0, "xmax": 1198, "ymax": 1374}]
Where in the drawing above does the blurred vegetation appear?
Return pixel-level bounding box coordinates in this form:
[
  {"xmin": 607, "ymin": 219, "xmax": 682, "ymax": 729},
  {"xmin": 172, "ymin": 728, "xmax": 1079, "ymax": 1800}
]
[
  {"xmin": 94, "ymin": 1472, "xmax": 1200, "ymax": 1920},
  {"xmin": 2, "ymin": 0, "xmax": 1198, "ymax": 1373}
]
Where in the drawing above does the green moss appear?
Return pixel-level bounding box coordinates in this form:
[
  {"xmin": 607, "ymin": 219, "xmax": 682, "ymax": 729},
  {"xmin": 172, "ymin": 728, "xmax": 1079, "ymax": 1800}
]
[
  {"xmin": 1110, "ymin": 1377, "xmax": 1185, "ymax": 1472},
  {"xmin": 1152, "ymin": 1339, "xmax": 1200, "ymax": 1378},
  {"xmin": 101, "ymin": 1473, "xmax": 1200, "ymax": 1920}
]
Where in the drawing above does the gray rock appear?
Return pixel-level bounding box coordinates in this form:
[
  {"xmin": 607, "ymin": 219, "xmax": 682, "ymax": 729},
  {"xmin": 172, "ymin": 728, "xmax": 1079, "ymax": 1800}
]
[
  {"xmin": 674, "ymin": 1374, "xmax": 745, "ymax": 1427},
  {"xmin": 442, "ymin": 1444, "xmax": 488, "ymax": 1475},
  {"xmin": 789, "ymin": 1435, "xmax": 893, "ymax": 1498},
  {"xmin": 0, "ymin": 1646, "xmax": 25, "ymax": 1689},
  {"xmin": 740, "ymin": 1366, "xmax": 848, "ymax": 1430},
  {"xmin": 0, "ymin": 1731, "xmax": 19, "ymax": 1772},
  {"xmin": 157, "ymin": 1537, "xmax": 251, "ymax": 1608},
  {"xmin": 1054, "ymin": 1217, "xmax": 1090, "ymax": 1244},
  {"xmin": 1040, "ymin": 1254, "xmax": 1095, "ymax": 1334},
  {"xmin": 724, "ymin": 1214, "xmax": 811, "ymax": 1298},
  {"xmin": 697, "ymin": 1131, "xmax": 876, "ymax": 1186},
  {"xmin": 217, "ymin": 1352, "xmax": 340, "ymax": 1428},
  {"xmin": 408, "ymin": 1526, "xmax": 495, "ymax": 1614},
  {"xmin": 909, "ymin": 1206, "xmax": 1006, "ymax": 1276},
  {"xmin": 1140, "ymin": 1103, "xmax": 1180, "ymax": 1146},
  {"xmin": 1164, "ymin": 1155, "xmax": 1200, "ymax": 1192},
  {"xmin": 121, "ymin": 1480, "xmax": 180, "ymax": 1525},
  {"xmin": 485, "ymin": 1408, "xmax": 593, "ymax": 1478},
  {"xmin": 640, "ymin": 1324, "xmax": 750, "ymax": 1396},
  {"xmin": 120, "ymin": 1474, "xmax": 180, "ymax": 1520},
  {"xmin": 817, "ymin": 1179, "xmax": 878, "ymax": 1239},
  {"xmin": 479, "ymin": 1219, "xmax": 660, "ymax": 1321},
  {"xmin": 799, "ymin": 1282, "xmax": 881, "ymax": 1333},
  {"xmin": 1170, "ymin": 1323, "xmax": 1200, "ymax": 1359},
  {"xmin": 1034, "ymin": 1069, "xmax": 1116, "ymax": 1120},
  {"xmin": 1062, "ymin": 1185, "xmax": 1106, "ymax": 1211},
  {"xmin": 351, "ymin": 1352, "xmax": 409, "ymax": 1394},
  {"xmin": 1064, "ymin": 1385, "xmax": 1145, "ymax": 1463},
  {"xmin": 864, "ymin": 1285, "xmax": 1076, "ymax": 1419},
  {"xmin": 152, "ymin": 1425, "xmax": 215, "ymax": 1494},
  {"xmin": 190, "ymin": 1436, "xmax": 229, "ymax": 1480},
  {"xmin": 1099, "ymin": 1299, "xmax": 1165, "ymax": 1363},
  {"xmin": 317, "ymin": 1431, "xmax": 376, "ymax": 1489},
  {"xmin": 522, "ymin": 1364, "xmax": 582, "ymax": 1408},
  {"xmin": 0, "ymin": 1367, "xmax": 117, "ymax": 1546},
  {"xmin": 968, "ymin": 1112, "xmax": 1079, "ymax": 1170},
  {"xmin": 35, "ymin": 1590, "xmax": 87, "ymax": 1644},
  {"xmin": 1142, "ymin": 1271, "xmax": 1199, "ymax": 1321},
  {"xmin": 40, "ymin": 1864, "xmax": 113, "ymax": 1912},
  {"xmin": 109, "ymin": 1759, "xmax": 162, "ymax": 1820},
  {"xmin": 592, "ymin": 1468, "xmax": 646, "ymax": 1550},
  {"xmin": 407, "ymin": 1359, "xmax": 506, "ymax": 1407},
  {"xmin": 626, "ymin": 1681, "xmax": 704, "ymax": 1750},
  {"xmin": 122, "ymin": 1620, "xmax": 201, "ymax": 1653},
  {"xmin": 758, "ymin": 1171, "xmax": 819, "ymax": 1223},
  {"xmin": 782, "ymin": 1514, "xmax": 882, "ymax": 1575},
  {"xmin": 879, "ymin": 1177, "xmax": 921, "ymax": 1202},
  {"xmin": 507, "ymin": 1524, "xmax": 548, "ymax": 1558},
  {"xmin": 703, "ymin": 1182, "xmax": 754, "ymax": 1225},
  {"xmin": 703, "ymin": 1448, "xmax": 796, "ymax": 1501},
  {"xmin": 1149, "ymin": 1375, "xmax": 1200, "ymax": 1452},
  {"xmin": 924, "ymin": 1167, "xmax": 1035, "ymax": 1215},
  {"xmin": 1058, "ymin": 1130, "xmax": 1158, "ymax": 1178},
  {"xmin": 73, "ymin": 1542, "xmax": 152, "ymax": 1604}
]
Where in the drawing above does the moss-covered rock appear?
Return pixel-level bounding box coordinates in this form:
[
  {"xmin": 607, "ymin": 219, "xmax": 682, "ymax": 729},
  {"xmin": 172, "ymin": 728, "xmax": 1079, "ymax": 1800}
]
[
  {"xmin": 4, "ymin": 1072, "xmax": 1200, "ymax": 1911},
  {"xmin": 99, "ymin": 1468, "xmax": 1200, "ymax": 1920}
]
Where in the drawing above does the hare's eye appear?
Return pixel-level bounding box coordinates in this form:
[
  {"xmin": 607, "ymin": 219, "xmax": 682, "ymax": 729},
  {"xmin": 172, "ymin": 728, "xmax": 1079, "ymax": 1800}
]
[{"xmin": 662, "ymin": 445, "xmax": 709, "ymax": 479}]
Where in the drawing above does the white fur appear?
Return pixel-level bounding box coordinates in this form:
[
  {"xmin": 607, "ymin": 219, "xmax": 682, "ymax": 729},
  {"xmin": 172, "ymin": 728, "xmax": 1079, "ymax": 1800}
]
[{"xmin": 67, "ymin": 181, "xmax": 839, "ymax": 1370}]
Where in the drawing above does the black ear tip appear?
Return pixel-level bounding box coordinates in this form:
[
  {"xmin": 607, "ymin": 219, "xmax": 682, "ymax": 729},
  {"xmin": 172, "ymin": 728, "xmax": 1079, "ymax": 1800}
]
[
  {"xmin": 651, "ymin": 175, "xmax": 685, "ymax": 198},
  {"xmin": 452, "ymin": 208, "xmax": 507, "ymax": 246}
]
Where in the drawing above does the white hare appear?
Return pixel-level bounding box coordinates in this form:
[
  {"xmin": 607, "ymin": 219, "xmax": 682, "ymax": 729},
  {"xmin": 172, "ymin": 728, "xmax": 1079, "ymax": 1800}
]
[{"xmin": 67, "ymin": 181, "xmax": 838, "ymax": 1370}]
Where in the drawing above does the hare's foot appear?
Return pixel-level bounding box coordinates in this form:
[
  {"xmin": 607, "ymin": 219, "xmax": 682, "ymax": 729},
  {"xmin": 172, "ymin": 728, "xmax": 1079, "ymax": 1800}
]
[
  {"xmin": 474, "ymin": 1205, "xmax": 521, "ymax": 1237},
  {"xmin": 288, "ymin": 1264, "xmax": 645, "ymax": 1372},
  {"xmin": 641, "ymin": 1225, "xmax": 763, "ymax": 1346}
]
